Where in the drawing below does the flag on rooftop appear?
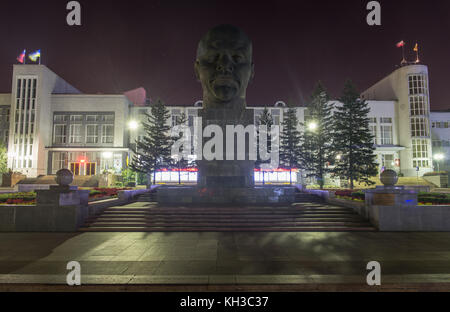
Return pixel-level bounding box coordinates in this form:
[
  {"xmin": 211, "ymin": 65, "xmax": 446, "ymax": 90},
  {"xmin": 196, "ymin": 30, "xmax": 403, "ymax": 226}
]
[{"xmin": 16, "ymin": 49, "xmax": 26, "ymax": 64}]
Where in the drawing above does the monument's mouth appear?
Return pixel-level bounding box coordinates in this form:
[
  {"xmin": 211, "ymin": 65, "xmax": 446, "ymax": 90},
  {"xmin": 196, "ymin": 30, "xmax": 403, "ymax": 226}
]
[{"xmin": 212, "ymin": 75, "xmax": 239, "ymax": 89}]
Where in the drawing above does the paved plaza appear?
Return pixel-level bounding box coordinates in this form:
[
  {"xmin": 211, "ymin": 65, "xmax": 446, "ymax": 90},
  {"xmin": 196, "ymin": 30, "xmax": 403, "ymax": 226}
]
[{"xmin": 1, "ymin": 230, "xmax": 450, "ymax": 290}]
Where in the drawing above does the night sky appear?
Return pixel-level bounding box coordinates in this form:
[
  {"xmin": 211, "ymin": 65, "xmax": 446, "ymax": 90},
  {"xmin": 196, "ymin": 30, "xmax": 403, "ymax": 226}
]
[{"xmin": 1, "ymin": 0, "xmax": 449, "ymax": 110}]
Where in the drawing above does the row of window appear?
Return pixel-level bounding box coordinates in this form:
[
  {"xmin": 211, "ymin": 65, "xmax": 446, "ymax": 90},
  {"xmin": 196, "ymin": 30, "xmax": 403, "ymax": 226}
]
[
  {"xmin": 412, "ymin": 138, "xmax": 430, "ymax": 168},
  {"xmin": 13, "ymin": 77, "xmax": 37, "ymax": 169},
  {"xmin": 433, "ymin": 140, "xmax": 450, "ymax": 147},
  {"xmin": 54, "ymin": 114, "xmax": 114, "ymax": 122},
  {"xmin": 432, "ymin": 121, "xmax": 450, "ymax": 129},
  {"xmin": 409, "ymin": 96, "xmax": 428, "ymax": 116},
  {"xmin": 410, "ymin": 117, "xmax": 429, "ymax": 137},
  {"xmin": 368, "ymin": 117, "xmax": 392, "ymax": 124},
  {"xmin": 369, "ymin": 125, "xmax": 393, "ymax": 145},
  {"xmin": 408, "ymin": 74, "xmax": 427, "ymax": 95},
  {"xmin": 54, "ymin": 124, "xmax": 114, "ymax": 144},
  {"xmin": 52, "ymin": 151, "xmax": 121, "ymax": 174}
]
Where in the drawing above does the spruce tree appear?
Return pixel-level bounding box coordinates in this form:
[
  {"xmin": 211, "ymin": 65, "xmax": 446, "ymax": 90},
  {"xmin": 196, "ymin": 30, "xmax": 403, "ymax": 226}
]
[
  {"xmin": 279, "ymin": 106, "xmax": 302, "ymax": 185},
  {"xmin": 332, "ymin": 80, "xmax": 378, "ymax": 189},
  {"xmin": 255, "ymin": 106, "xmax": 273, "ymax": 185},
  {"xmin": 301, "ymin": 82, "xmax": 335, "ymax": 189},
  {"xmin": 131, "ymin": 99, "xmax": 173, "ymax": 185}
]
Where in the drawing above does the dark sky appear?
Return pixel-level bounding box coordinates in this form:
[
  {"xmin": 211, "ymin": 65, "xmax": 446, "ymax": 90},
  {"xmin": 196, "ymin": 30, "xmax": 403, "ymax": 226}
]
[{"xmin": 1, "ymin": 0, "xmax": 449, "ymax": 110}]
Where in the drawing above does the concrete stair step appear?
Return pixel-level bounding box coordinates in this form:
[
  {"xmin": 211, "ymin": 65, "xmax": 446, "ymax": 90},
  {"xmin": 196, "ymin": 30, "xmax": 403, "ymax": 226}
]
[
  {"xmin": 79, "ymin": 226, "xmax": 376, "ymax": 232},
  {"xmin": 85, "ymin": 222, "xmax": 372, "ymax": 227}
]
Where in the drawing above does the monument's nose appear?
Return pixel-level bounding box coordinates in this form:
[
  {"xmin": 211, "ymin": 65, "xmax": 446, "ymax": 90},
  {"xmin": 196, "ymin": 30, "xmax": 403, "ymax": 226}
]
[{"xmin": 215, "ymin": 54, "xmax": 234, "ymax": 73}]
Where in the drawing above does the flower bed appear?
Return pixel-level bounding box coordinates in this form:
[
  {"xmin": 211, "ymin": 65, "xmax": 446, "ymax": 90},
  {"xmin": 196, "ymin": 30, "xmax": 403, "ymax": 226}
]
[
  {"xmin": 334, "ymin": 190, "xmax": 365, "ymax": 201},
  {"xmin": 88, "ymin": 187, "xmax": 131, "ymax": 200},
  {"xmin": 418, "ymin": 192, "xmax": 450, "ymax": 205},
  {"xmin": 0, "ymin": 192, "xmax": 36, "ymax": 205}
]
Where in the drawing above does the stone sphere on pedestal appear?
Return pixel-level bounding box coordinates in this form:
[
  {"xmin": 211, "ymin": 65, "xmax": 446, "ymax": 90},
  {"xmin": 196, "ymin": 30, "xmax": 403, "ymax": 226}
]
[
  {"xmin": 380, "ymin": 169, "xmax": 398, "ymax": 186},
  {"xmin": 55, "ymin": 169, "xmax": 74, "ymax": 186}
]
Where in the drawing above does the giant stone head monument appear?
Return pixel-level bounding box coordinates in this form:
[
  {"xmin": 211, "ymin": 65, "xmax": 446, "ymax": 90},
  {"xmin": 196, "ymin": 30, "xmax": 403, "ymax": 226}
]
[
  {"xmin": 157, "ymin": 24, "xmax": 296, "ymax": 204},
  {"xmin": 195, "ymin": 24, "xmax": 256, "ymax": 189}
]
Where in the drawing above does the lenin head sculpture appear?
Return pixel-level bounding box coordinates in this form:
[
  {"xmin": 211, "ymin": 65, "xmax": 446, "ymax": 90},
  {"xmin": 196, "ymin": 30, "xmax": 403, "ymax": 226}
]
[{"xmin": 194, "ymin": 24, "xmax": 254, "ymax": 110}]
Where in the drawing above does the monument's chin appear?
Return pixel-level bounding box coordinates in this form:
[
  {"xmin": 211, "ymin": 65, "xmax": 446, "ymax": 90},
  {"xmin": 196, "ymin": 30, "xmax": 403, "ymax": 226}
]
[{"xmin": 212, "ymin": 86, "xmax": 238, "ymax": 102}]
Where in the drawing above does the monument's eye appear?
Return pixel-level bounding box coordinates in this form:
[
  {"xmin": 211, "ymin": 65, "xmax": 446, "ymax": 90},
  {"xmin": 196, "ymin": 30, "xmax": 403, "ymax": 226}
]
[
  {"xmin": 206, "ymin": 54, "xmax": 219, "ymax": 63},
  {"xmin": 233, "ymin": 54, "xmax": 244, "ymax": 63}
]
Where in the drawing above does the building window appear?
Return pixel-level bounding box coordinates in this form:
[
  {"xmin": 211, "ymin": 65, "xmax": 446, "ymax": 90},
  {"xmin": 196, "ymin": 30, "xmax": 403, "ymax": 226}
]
[
  {"xmin": 409, "ymin": 96, "xmax": 428, "ymax": 116},
  {"xmin": 102, "ymin": 114, "xmax": 114, "ymax": 122},
  {"xmin": 380, "ymin": 125, "xmax": 393, "ymax": 145},
  {"xmin": 86, "ymin": 125, "xmax": 99, "ymax": 143},
  {"xmin": 54, "ymin": 114, "xmax": 68, "ymax": 122},
  {"xmin": 410, "ymin": 117, "xmax": 429, "ymax": 137},
  {"xmin": 382, "ymin": 154, "xmax": 395, "ymax": 170},
  {"xmin": 86, "ymin": 115, "xmax": 99, "ymax": 122},
  {"xmin": 412, "ymin": 139, "xmax": 430, "ymax": 168},
  {"xmin": 52, "ymin": 152, "xmax": 68, "ymax": 173},
  {"xmin": 70, "ymin": 115, "xmax": 83, "ymax": 122},
  {"xmin": 69, "ymin": 124, "xmax": 82, "ymax": 143},
  {"xmin": 53, "ymin": 125, "xmax": 67, "ymax": 144},
  {"xmin": 408, "ymin": 74, "xmax": 427, "ymax": 95},
  {"xmin": 379, "ymin": 117, "xmax": 392, "ymax": 124},
  {"xmin": 272, "ymin": 109, "xmax": 280, "ymax": 125},
  {"xmin": 102, "ymin": 124, "xmax": 114, "ymax": 143},
  {"xmin": 86, "ymin": 163, "xmax": 96, "ymax": 176}
]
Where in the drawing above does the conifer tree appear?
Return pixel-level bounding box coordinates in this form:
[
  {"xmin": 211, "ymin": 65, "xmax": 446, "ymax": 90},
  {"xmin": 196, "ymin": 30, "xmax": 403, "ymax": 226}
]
[
  {"xmin": 301, "ymin": 82, "xmax": 335, "ymax": 189},
  {"xmin": 255, "ymin": 106, "xmax": 273, "ymax": 185},
  {"xmin": 279, "ymin": 106, "xmax": 302, "ymax": 185},
  {"xmin": 332, "ymin": 80, "xmax": 378, "ymax": 189},
  {"xmin": 131, "ymin": 99, "xmax": 173, "ymax": 185}
]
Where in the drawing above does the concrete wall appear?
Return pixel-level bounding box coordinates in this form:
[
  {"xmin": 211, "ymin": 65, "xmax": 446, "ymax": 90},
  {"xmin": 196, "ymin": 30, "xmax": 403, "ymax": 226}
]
[{"xmin": 369, "ymin": 204, "xmax": 450, "ymax": 231}]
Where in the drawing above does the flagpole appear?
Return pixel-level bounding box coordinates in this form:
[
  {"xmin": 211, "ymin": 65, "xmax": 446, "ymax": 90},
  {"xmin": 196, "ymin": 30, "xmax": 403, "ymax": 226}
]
[{"xmin": 401, "ymin": 44, "xmax": 406, "ymax": 65}]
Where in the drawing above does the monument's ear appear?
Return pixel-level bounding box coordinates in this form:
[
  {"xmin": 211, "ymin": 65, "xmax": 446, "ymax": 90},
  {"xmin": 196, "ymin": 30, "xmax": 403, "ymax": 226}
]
[{"xmin": 194, "ymin": 61, "xmax": 200, "ymax": 81}]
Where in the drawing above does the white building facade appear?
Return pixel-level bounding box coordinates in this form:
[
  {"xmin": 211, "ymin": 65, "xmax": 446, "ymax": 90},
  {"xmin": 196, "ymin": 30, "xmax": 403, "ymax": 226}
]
[{"xmin": 1, "ymin": 63, "xmax": 448, "ymax": 183}]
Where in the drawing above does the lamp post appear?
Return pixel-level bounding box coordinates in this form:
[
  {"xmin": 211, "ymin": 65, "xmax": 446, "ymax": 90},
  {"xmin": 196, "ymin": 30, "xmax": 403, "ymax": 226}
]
[
  {"xmin": 308, "ymin": 121, "xmax": 318, "ymax": 132},
  {"xmin": 434, "ymin": 153, "xmax": 445, "ymax": 173}
]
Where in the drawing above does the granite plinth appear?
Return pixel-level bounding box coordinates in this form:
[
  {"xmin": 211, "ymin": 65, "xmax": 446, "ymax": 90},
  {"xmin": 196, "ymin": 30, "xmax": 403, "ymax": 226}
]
[
  {"xmin": 157, "ymin": 186, "xmax": 296, "ymax": 205},
  {"xmin": 365, "ymin": 186, "xmax": 418, "ymax": 206}
]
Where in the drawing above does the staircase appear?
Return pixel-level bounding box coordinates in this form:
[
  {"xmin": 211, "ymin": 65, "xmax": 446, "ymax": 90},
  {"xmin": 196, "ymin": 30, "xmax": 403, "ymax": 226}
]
[{"xmin": 79, "ymin": 190, "xmax": 376, "ymax": 232}]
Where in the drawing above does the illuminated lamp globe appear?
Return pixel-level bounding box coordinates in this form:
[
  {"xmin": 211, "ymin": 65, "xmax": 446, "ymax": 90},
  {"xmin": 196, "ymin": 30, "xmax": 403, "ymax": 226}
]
[
  {"xmin": 380, "ymin": 169, "xmax": 398, "ymax": 187},
  {"xmin": 55, "ymin": 169, "xmax": 74, "ymax": 186}
]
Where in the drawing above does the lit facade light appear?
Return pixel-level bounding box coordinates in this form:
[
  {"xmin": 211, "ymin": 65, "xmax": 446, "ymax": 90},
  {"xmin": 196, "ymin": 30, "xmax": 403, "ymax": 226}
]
[
  {"xmin": 128, "ymin": 120, "xmax": 139, "ymax": 130},
  {"xmin": 336, "ymin": 154, "xmax": 342, "ymax": 160},
  {"xmin": 102, "ymin": 152, "xmax": 113, "ymax": 159}
]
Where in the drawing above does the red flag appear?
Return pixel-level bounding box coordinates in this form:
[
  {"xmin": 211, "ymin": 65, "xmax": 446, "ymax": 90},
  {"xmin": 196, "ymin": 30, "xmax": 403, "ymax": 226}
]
[
  {"xmin": 396, "ymin": 41, "xmax": 405, "ymax": 48},
  {"xmin": 16, "ymin": 49, "xmax": 26, "ymax": 63}
]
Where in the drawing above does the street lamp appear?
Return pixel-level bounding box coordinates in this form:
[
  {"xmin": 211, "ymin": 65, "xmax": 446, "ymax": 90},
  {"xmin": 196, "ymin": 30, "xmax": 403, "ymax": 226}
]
[
  {"xmin": 336, "ymin": 154, "xmax": 342, "ymax": 161},
  {"xmin": 308, "ymin": 121, "xmax": 318, "ymax": 131},
  {"xmin": 434, "ymin": 153, "xmax": 445, "ymax": 172},
  {"xmin": 128, "ymin": 120, "xmax": 139, "ymax": 130}
]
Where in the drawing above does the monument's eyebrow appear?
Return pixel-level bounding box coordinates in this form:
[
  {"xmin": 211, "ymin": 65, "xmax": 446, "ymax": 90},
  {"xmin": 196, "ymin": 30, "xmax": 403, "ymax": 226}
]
[{"xmin": 208, "ymin": 40, "xmax": 250, "ymax": 51}]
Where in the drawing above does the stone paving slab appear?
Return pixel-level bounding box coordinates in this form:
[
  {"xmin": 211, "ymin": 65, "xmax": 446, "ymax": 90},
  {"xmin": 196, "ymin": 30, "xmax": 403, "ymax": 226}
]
[
  {"xmin": 1, "ymin": 273, "xmax": 450, "ymax": 285},
  {"xmin": 1, "ymin": 232, "xmax": 450, "ymax": 286}
]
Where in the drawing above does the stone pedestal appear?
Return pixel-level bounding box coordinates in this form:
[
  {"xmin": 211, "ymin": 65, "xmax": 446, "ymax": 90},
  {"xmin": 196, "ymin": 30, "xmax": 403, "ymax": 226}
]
[
  {"xmin": 197, "ymin": 107, "xmax": 255, "ymax": 189},
  {"xmin": 32, "ymin": 186, "xmax": 90, "ymax": 231},
  {"xmin": 157, "ymin": 185, "xmax": 296, "ymax": 205},
  {"xmin": 365, "ymin": 186, "xmax": 418, "ymax": 207}
]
